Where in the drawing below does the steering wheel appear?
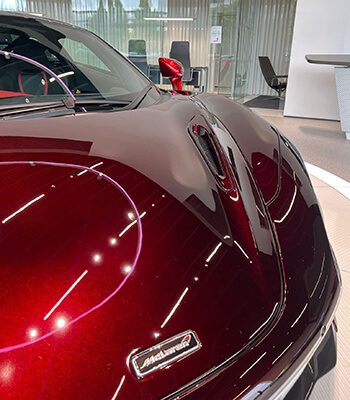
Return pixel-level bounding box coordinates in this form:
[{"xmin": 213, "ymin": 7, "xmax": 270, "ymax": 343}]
[{"xmin": 18, "ymin": 68, "xmax": 49, "ymax": 96}]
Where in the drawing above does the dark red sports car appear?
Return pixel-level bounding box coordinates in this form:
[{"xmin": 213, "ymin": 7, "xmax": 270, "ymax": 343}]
[{"xmin": 0, "ymin": 12, "xmax": 341, "ymax": 400}]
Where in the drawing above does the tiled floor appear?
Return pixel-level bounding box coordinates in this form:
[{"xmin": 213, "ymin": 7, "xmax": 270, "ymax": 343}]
[
  {"xmin": 252, "ymin": 108, "xmax": 350, "ymax": 182},
  {"xmin": 309, "ymin": 176, "xmax": 350, "ymax": 400},
  {"xmin": 252, "ymin": 108, "xmax": 350, "ymax": 400}
]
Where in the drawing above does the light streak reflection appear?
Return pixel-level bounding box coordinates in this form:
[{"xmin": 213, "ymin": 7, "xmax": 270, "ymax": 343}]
[
  {"xmin": 272, "ymin": 342, "xmax": 293, "ymax": 365},
  {"xmin": 230, "ymin": 191, "xmax": 239, "ymax": 202},
  {"xmin": 119, "ymin": 211, "xmax": 146, "ymax": 237},
  {"xmin": 305, "ymin": 382, "xmax": 314, "ymax": 399},
  {"xmin": 240, "ymin": 352, "xmax": 267, "ymax": 379},
  {"xmin": 319, "ymin": 275, "xmax": 329, "ymax": 299},
  {"xmin": 0, "ymin": 160, "xmax": 143, "ymax": 356},
  {"xmin": 234, "ymin": 240, "xmax": 249, "ymax": 260},
  {"xmin": 44, "ymin": 270, "xmax": 88, "ymax": 320},
  {"xmin": 310, "ymin": 254, "xmax": 325, "ymax": 298},
  {"xmin": 77, "ymin": 162, "xmax": 104, "ymax": 176},
  {"xmin": 161, "ymin": 287, "xmax": 189, "ymax": 329},
  {"xmin": 249, "ymin": 302, "xmax": 278, "ymax": 339},
  {"xmin": 49, "ymin": 71, "xmax": 74, "ymax": 83},
  {"xmin": 291, "ymin": 303, "xmax": 308, "ymax": 328},
  {"xmin": 119, "ymin": 219, "xmax": 136, "ymax": 237},
  {"xmin": 2, "ymin": 194, "xmax": 45, "ymax": 224},
  {"xmin": 233, "ymin": 385, "xmax": 251, "ymax": 400},
  {"xmin": 206, "ymin": 242, "xmax": 222, "ymax": 263},
  {"xmin": 111, "ymin": 375, "xmax": 125, "ymax": 400},
  {"xmin": 256, "ymin": 205, "xmax": 265, "ymax": 217},
  {"xmin": 274, "ymin": 185, "xmax": 297, "ymax": 223},
  {"xmin": 308, "ymin": 362, "xmax": 314, "ymax": 375}
]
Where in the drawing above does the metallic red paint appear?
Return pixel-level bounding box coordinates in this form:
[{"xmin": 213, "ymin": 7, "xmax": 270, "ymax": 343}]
[
  {"xmin": 0, "ymin": 91, "xmax": 340, "ymax": 399},
  {"xmin": 0, "ymin": 109, "xmax": 283, "ymax": 398},
  {"xmin": 197, "ymin": 94, "xmax": 281, "ymax": 205},
  {"xmin": 0, "ymin": 90, "xmax": 32, "ymax": 98},
  {"xmin": 0, "ymin": 12, "xmax": 340, "ymax": 400},
  {"xmin": 159, "ymin": 57, "xmax": 184, "ymax": 91}
]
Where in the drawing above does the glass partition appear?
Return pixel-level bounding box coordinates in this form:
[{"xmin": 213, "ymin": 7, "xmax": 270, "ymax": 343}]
[
  {"xmin": 208, "ymin": 0, "xmax": 239, "ymax": 96},
  {"xmin": 2, "ymin": 0, "xmax": 296, "ymax": 97}
]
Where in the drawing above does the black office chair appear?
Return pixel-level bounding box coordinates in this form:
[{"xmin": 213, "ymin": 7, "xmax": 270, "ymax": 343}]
[
  {"xmin": 169, "ymin": 41, "xmax": 193, "ymax": 83},
  {"xmin": 128, "ymin": 39, "xmax": 148, "ymax": 76},
  {"xmin": 169, "ymin": 41, "xmax": 202, "ymax": 89},
  {"xmin": 258, "ymin": 56, "xmax": 287, "ymax": 97}
]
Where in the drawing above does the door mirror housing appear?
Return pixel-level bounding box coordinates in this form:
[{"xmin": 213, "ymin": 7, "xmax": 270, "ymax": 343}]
[{"xmin": 158, "ymin": 57, "xmax": 184, "ymax": 91}]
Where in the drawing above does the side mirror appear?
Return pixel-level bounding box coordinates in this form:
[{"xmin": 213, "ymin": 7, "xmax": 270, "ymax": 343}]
[{"xmin": 158, "ymin": 57, "xmax": 184, "ymax": 91}]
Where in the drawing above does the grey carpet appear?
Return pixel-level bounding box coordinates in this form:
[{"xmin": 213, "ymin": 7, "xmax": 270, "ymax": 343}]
[{"xmin": 260, "ymin": 115, "xmax": 350, "ymax": 182}]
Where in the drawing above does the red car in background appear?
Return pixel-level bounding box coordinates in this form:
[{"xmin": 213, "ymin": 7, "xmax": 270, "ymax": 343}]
[{"xmin": 0, "ymin": 12, "xmax": 341, "ymax": 400}]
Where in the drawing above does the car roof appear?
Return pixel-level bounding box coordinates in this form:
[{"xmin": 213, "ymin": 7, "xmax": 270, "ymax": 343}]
[{"xmin": 0, "ymin": 11, "xmax": 91, "ymax": 34}]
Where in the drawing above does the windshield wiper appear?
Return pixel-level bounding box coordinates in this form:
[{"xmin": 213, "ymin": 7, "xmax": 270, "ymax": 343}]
[
  {"xmin": 123, "ymin": 83, "xmax": 153, "ymax": 110},
  {"xmin": 73, "ymin": 98, "xmax": 131, "ymax": 112},
  {"xmin": 0, "ymin": 84, "xmax": 154, "ymax": 119},
  {"xmin": 0, "ymin": 100, "xmax": 74, "ymax": 120},
  {"xmin": 74, "ymin": 99, "xmax": 131, "ymax": 107},
  {"xmin": 73, "ymin": 84, "xmax": 152, "ymax": 111}
]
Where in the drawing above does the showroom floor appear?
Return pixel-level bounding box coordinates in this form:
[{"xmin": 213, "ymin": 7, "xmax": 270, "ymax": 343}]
[{"xmin": 253, "ymin": 108, "xmax": 350, "ymax": 400}]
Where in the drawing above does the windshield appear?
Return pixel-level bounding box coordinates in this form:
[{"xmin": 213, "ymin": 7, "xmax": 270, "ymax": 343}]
[{"xmin": 0, "ymin": 14, "xmax": 151, "ymax": 108}]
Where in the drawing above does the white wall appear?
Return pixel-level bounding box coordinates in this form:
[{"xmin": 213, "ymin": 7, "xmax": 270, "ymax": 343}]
[{"xmin": 284, "ymin": 0, "xmax": 350, "ymax": 120}]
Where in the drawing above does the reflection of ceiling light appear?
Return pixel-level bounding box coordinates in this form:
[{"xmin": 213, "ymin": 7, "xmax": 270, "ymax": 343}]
[
  {"xmin": 93, "ymin": 254, "xmax": 102, "ymax": 263},
  {"xmin": 56, "ymin": 318, "xmax": 66, "ymax": 328},
  {"xmin": 29, "ymin": 329, "xmax": 38, "ymax": 338},
  {"xmin": 161, "ymin": 287, "xmax": 189, "ymax": 329},
  {"xmin": 2, "ymin": 193, "xmax": 45, "ymax": 224},
  {"xmin": 44, "ymin": 270, "xmax": 88, "ymax": 320},
  {"xmin": 124, "ymin": 265, "xmax": 132, "ymax": 274},
  {"xmin": 0, "ymin": 363, "xmax": 15, "ymax": 382},
  {"xmin": 128, "ymin": 212, "xmax": 135, "ymax": 220},
  {"xmin": 206, "ymin": 242, "xmax": 222, "ymax": 263},
  {"xmin": 144, "ymin": 17, "xmax": 194, "ymax": 21},
  {"xmin": 109, "ymin": 237, "xmax": 117, "ymax": 246},
  {"xmin": 49, "ymin": 71, "xmax": 74, "ymax": 83}
]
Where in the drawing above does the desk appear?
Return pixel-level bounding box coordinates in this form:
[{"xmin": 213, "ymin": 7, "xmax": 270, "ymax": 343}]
[
  {"xmin": 306, "ymin": 54, "xmax": 350, "ymax": 139},
  {"xmin": 147, "ymin": 64, "xmax": 208, "ymax": 92},
  {"xmin": 306, "ymin": 54, "xmax": 350, "ymax": 67},
  {"xmin": 191, "ymin": 66, "xmax": 208, "ymax": 93}
]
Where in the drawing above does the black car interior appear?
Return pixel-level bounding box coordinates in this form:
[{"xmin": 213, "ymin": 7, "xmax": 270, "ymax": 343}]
[
  {"xmin": 0, "ymin": 16, "xmax": 151, "ymax": 110},
  {"xmin": 0, "ymin": 28, "xmax": 100, "ymax": 97}
]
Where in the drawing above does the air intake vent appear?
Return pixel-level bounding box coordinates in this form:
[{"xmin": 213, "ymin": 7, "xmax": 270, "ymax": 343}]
[
  {"xmin": 188, "ymin": 115, "xmax": 235, "ymax": 192},
  {"xmin": 193, "ymin": 124, "xmax": 224, "ymax": 177}
]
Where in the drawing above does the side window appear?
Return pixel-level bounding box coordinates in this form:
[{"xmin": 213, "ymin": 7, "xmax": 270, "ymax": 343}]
[{"xmin": 59, "ymin": 38, "xmax": 109, "ymax": 71}]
